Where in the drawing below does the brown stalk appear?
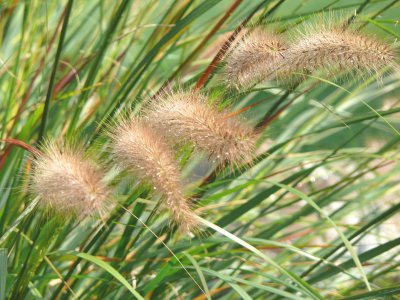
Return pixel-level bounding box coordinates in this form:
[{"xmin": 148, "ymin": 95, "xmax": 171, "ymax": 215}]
[
  {"xmin": 255, "ymin": 98, "xmax": 295, "ymax": 132},
  {"xmin": 156, "ymin": 0, "xmax": 244, "ymax": 95},
  {"xmin": 223, "ymin": 100, "xmax": 263, "ymax": 119},
  {"xmin": 0, "ymin": 5, "xmax": 68, "ymax": 170},
  {"xmin": 255, "ymin": 82, "xmax": 317, "ymax": 130},
  {"xmin": 6, "ymin": 5, "xmax": 68, "ymax": 137},
  {"xmin": 195, "ymin": 0, "xmax": 285, "ymax": 90},
  {"xmin": 0, "ymin": 0, "xmax": 19, "ymax": 20},
  {"xmin": 0, "ymin": 138, "xmax": 43, "ymax": 158},
  {"xmin": 53, "ymin": 56, "xmax": 92, "ymax": 95}
]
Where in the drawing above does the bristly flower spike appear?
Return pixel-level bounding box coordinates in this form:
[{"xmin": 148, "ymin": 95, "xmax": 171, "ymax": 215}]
[
  {"xmin": 282, "ymin": 23, "xmax": 397, "ymax": 81},
  {"xmin": 146, "ymin": 90, "xmax": 258, "ymax": 169},
  {"xmin": 29, "ymin": 140, "xmax": 110, "ymax": 220},
  {"xmin": 224, "ymin": 28, "xmax": 287, "ymax": 89},
  {"xmin": 108, "ymin": 115, "xmax": 198, "ymax": 235}
]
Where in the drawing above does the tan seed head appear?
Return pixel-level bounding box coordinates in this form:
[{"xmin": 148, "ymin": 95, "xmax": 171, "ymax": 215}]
[
  {"xmin": 108, "ymin": 115, "xmax": 198, "ymax": 235},
  {"xmin": 146, "ymin": 90, "xmax": 258, "ymax": 168},
  {"xmin": 29, "ymin": 141, "xmax": 110, "ymax": 219}
]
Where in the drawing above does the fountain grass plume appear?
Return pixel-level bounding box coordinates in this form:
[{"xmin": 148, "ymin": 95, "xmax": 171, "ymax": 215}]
[
  {"xmin": 107, "ymin": 113, "xmax": 199, "ymax": 235},
  {"xmin": 224, "ymin": 28, "xmax": 287, "ymax": 89},
  {"xmin": 29, "ymin": 139, "xmax": 110, "ymax": 220},
  {"xmin": 145, "ymin": 89, "xmax": 258, "ymax": 168},
  {"xmin": 281, "ymin": 16, "xmax": 398, "ymax": 82}
]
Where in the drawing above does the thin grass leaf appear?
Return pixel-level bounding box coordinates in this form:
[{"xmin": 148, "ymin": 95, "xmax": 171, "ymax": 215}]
[
  {"xmin": 37, "ymin": 0, "xmax": 74, "ymax": 142},
  {"xmin": 0, "ymin": 249, "xmax": 6, "ymax": 300},
  {"xmin": 339, "ymin": 287, "xmax": 400, "ymax": 300},
  {"xmin": 0, "ymin": 197, "xmax": 39, "ymax": 246},
  {"xmin": 309, "ymin": 237, "xmax": 400, "ymax": 284},
  {"xmin": 72, "ymin": 252, "xmax": 144, "ymax": 299},
  {"xmin": 183, "ymin": 253, "xmax": 211, "ymax": 300},
  {"xmin": 266, "ymin": 180, "xmax": 371, "ymax": 291},
  {"xmin": 198, "ymin": 217, "xmax": 324, "ymax": 300}
]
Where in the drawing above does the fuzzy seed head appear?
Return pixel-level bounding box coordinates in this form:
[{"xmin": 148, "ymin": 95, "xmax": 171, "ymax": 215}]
[
  {"xmin": 108, "ymin": 116, "xmax": 198, "ymax": 234},
  {"xmin": 224, "ymin": 28, "xmax": 287, "ymax": 88},
  {"xmin": 283, "ymin": 28, "xmax": 396, "ymax": 79},
  {"xmin": 146, "ymin": 91, "xmax": 257, "ymax": 167},
  {"xmin": 30, "ymin": 141, "xmax": 109, "ymax": 219}
]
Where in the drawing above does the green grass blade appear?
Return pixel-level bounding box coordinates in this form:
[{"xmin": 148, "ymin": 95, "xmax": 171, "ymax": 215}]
[
  {"xmin": 0, "ymin": 197, "xmax": 39, "ymax": 246},
  {"xmin": 191, "ymin": 266, "xmax": 308, "ymax": 300},
  {"xmin": 183, "ymin": 252, "xmax": 211, "ymax": 300},
  {"xmin": 309, "ymin": 237, "xmax": 400, "ymax": 284},
  {"xmin": 69, "ymin": 0, "xmax": 133, "ymax": 131},
  {"xmin": 266, "ymin": 180, "xmax": 371, "ymax": 291},
  {"xmin": 37, "ymin": 0, "xmax": 74, "ymax": 142},
  {"xmin": 73, "ymin": 252, "xmax": 145, "ymax": 299},
  {"xmin": 198, "ymin": 217, "xmax": 324, "ymax": 300},
  {"xmin": 0, "ymin": 248, "xmax": 6, "ymax": 300},
  {"xmin": 339, "ymin": 287, "xmax": 400, "ymax": 300}
]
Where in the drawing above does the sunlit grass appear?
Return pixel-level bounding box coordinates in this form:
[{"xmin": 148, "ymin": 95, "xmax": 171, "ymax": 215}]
[{"xmin": 0, "ymin": 0, "xmax": 399, "ymax": 299}]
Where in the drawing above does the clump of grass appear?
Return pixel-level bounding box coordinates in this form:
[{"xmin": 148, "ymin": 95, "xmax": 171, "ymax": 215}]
[
  {"xmin": 107, "ymin": 114, "xmax": 199, "ymax": 235},
  {"xmin": 146, "ymin": 90, "xmax": 258, "ymax": 168},
  {"xmin": 1, "ymin": 2, "xmax": 400, "ymax": 299},
  {"xmin": 29, "ymin": 140, "xmax": 110, "ymax": 219}
]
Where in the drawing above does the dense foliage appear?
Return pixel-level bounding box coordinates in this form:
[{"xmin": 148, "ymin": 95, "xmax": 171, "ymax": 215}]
[{"xmin": 0, "ymin": 0, "xmax": 399, "ymax": 299}]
